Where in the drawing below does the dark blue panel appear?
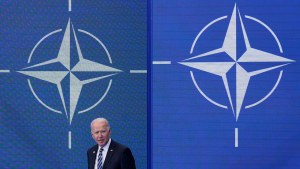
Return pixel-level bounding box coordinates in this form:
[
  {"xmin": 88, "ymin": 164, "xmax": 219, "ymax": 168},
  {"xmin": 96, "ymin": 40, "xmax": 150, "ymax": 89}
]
[
  {"xmin": 0, "ymin": 1, "xmax": 147, "ymax": 169},
  {"xmin": 152, "ymin": 0, "xmax": 300, "ymax": 169}
]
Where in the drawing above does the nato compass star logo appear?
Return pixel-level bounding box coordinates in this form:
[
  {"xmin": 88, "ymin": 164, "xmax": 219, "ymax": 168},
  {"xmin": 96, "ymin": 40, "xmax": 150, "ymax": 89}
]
[
  {"xmin": 18, "ymin": 18, "xmax": 121, "ymax": 126},
  {"xmin": 154, "ymin": 3, "xmax": 294, "ymax": 147},
  {"xmin": 12, "ymin": 1, "xmax": 146, "ymax": 149}
]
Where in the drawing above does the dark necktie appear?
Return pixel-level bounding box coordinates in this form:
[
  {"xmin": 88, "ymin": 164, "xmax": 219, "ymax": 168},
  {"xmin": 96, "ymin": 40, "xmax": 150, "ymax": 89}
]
[{"xmin": 97, "ymin": 148, "xmax": 104, "ymax": 169}]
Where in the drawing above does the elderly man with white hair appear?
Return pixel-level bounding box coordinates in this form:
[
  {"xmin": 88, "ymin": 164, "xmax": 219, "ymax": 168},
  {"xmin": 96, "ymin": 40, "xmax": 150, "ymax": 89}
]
[{"xmin": 87, "ymin": 118, "xmax": 136, "ymax": 169}]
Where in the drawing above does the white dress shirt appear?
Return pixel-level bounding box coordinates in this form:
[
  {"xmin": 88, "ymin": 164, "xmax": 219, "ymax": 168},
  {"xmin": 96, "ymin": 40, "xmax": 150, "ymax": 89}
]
[{"xmin": 94, "ymin": 138, "xmax": 111, "ymax": 169}]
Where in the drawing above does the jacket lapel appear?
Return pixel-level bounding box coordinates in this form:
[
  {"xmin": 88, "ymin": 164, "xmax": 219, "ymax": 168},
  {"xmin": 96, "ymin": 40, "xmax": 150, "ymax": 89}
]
[
  {"xmin": 92, "ymin": 145, "xmax": 99, "ymax": 164},
  {"xmin": 90, "ymin": 145, "xmax": 98, "ymax": 169},
  {"xmin": 103, "ymin": 140, "xmax": 116, "ymax": 169}
]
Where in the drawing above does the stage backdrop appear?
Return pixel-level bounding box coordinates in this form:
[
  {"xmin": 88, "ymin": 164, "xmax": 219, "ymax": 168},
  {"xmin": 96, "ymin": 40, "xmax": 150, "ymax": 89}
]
[
  {"xmin": 152, "ymin": 0, "xmax": 300, "ymax": 169},
  {"xmin": 0, "ymin": 1, "xmax": 147, "ymax": 169}
]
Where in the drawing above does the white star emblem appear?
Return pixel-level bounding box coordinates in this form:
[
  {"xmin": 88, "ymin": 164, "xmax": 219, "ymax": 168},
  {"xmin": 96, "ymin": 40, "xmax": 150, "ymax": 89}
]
[
  {"xmin": 179, "ymin": 4, "xmax": 294, "ymax": 121},
  {"xmin": 18, "ymin": 18, "xmax": 122, "ymax": 124}
]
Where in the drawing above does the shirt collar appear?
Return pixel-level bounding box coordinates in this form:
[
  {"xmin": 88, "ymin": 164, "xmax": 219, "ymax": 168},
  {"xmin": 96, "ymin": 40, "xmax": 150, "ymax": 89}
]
[{"xmin": 98, "ymin": 138, "xmax": 111, "ymax": 151}]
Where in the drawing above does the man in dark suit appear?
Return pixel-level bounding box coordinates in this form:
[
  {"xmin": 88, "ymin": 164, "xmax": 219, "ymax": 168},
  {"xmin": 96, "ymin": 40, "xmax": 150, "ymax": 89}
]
[{"xmin": 87, "ymin": 118, "xmax": 136, "ymax": 169}]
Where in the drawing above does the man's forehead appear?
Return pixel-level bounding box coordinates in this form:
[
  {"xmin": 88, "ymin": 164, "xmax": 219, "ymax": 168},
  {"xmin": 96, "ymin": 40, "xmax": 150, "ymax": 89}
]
[
  {"xmin": 92, "ymin": 127, "xmax": 107, "ymax": 130},
  {"xmin": 95, "ymin": 123, "xmax": 106, "ymax": 127}
]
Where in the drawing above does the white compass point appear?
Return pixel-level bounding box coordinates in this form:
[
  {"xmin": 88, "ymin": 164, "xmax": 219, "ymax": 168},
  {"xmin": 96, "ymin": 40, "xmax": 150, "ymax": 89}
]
[
  {"xmin": 20, "ymin": 18, "xmax": 122, "ymax": 125},
  {"xmin": 181, "ymin": 3, "xmax": 294, "ymax": 121}
]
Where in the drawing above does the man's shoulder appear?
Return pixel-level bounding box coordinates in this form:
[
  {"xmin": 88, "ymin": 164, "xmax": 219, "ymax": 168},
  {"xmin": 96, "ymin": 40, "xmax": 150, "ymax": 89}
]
[
  {"xmin": 110, "ymin": 139, "xmax": 132, "ymax": 153},
  {"xmin": 87, "ymin": 144, "xmax": 98, "ymax": 154},
  {"xmin": 110, "ymin": 139, "xmax": 128, "ymax": 148}
]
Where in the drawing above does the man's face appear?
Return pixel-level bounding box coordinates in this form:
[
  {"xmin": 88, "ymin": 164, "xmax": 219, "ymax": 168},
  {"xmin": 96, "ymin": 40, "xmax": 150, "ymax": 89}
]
[{"xmin": 91, "ymin": 121, "xmax": 111, "ymax": 147}]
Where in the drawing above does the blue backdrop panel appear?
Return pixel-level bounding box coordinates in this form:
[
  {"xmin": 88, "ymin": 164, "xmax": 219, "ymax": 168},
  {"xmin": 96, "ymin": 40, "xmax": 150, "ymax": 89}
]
[
  {"xmin": 0, "ymin": 1, "xmax": 147, "ymax": 169},
  {"xmin": 152, "ymin": 0, "xmax": 300, "ymax": 169}
]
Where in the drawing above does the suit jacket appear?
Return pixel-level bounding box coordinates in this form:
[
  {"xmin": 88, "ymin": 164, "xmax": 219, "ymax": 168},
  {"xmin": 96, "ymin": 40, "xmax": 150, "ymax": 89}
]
[{"xmin": 87, "ymin": 139, "xmax": 136, "ymax": 169}]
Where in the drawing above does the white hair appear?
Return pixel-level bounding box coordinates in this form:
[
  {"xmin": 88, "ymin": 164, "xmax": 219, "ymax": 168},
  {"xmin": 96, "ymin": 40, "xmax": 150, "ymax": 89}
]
[{"xmin": 90, "ymin": 117, "xmax": 110, "ymax": 130}]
